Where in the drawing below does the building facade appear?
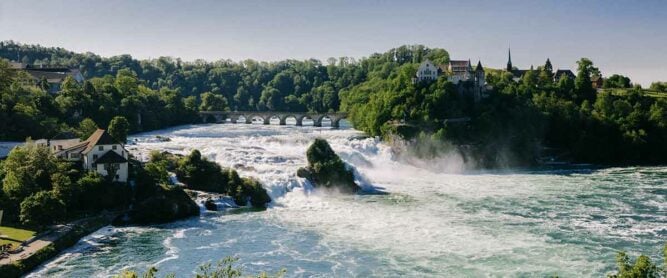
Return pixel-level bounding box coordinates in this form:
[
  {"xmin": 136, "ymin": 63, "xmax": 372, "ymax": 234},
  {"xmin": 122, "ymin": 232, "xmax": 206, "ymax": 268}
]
[
  {"xmin": 55, "ymin": 129, "xmax": 129, "ymax": 182},
  {"xmin": 414, "ymin": 60, "xmax": 439, "ymax": 82}
]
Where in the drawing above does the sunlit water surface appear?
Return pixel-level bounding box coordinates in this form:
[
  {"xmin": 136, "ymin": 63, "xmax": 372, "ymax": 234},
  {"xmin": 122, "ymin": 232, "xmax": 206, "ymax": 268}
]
[{"xmin": 29, "ymin": 120, "xmax": 666, "ymax": 277}]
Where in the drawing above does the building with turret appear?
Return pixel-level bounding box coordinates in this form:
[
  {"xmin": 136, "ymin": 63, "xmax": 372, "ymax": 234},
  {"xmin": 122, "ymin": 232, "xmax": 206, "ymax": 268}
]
[{"xmin": 413, "ymin": 57, "xmax": 487, "ymax": 101}]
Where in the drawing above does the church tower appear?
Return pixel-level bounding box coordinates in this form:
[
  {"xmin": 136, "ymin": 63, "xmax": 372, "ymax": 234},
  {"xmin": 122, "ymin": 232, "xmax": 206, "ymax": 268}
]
[{"xmin": 506, "ymin": 48, "xmax": 513, "ymax": 71}]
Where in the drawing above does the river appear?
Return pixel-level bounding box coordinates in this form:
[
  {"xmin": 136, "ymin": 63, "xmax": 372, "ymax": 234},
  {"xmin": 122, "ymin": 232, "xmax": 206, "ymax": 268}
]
[{"xmin": 28, "ymin": 121, "xmax": 666, "ymax": 277}]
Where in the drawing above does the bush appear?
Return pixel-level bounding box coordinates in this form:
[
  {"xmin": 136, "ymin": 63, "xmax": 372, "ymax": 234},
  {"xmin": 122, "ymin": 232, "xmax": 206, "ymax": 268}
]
[
  {"xmin": 607, "ymin": 244, "xmax": 667, "ymax": 278},
  {"xmin": 174, "ymin": 150, "xmax": 272, "ymax": 208},
  {"xmin": 77, "ymin": 172, "xmax": 131, "ymax": 212},
  {"xmin": 176, "ymin": 150, "xmax": 230, "ymax": 193},
  {"xmin": 297, "ymin": 138, "xmax": 360, "ymax": 193},
  {"xmin": 19, "ymin": 191, "xmax": 65, "ymax": 228}
]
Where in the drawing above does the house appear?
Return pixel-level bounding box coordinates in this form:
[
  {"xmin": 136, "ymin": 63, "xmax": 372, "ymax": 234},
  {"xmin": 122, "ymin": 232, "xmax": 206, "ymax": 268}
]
[
  {"xmin": 49, "ymin": 132, "xmax": 81, "ymax": 153},
  {"xmin": 553, "ymin": 69, "xmax": 576, "ymax": 82},
  {"xmin": 9, "ymin": 62, "xmax": 84, "ymax": 94},
  {"xmin": 413, "ymin": 60, "xmax": 439, "ymax": 83},
  {"xmin": 56, "ymin": 129, "xmax": 129, "ymax": 182}
]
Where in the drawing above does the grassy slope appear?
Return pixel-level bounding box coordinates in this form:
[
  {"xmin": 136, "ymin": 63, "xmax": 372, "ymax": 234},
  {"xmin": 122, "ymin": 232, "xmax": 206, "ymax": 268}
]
[{"xmin": 0, "ymin": 226, "xmax": 35, "ymax": 248}]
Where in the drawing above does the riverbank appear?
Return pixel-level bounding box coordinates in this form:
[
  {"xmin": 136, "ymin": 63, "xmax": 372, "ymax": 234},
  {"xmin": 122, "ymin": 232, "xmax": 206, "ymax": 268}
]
[{"xmin": 0, "ymin": 213, "xmax": 117, "ymax": 278}]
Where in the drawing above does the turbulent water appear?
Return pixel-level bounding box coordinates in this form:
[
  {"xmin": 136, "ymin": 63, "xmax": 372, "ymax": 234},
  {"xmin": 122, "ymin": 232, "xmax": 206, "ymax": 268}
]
[{"xmin": 29, "ymin": 121, "xmax": 666, "ymax": 277}]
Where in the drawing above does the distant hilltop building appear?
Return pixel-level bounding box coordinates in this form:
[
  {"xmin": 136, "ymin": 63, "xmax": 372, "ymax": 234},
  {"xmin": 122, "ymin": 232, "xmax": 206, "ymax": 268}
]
[
  {"xmin": 505, "ymin": 49, "xmax": 576, "ymax": 82},
  {"xmin": 9, "ymin": 62, "xmax": 84, "ymax": 94},
  {"xmin": 413, "ymin": 58, "xmax": 487, "ymax": 101},
  {"xmin": 415, "ymin": 59, "xmax": 439, "ymax": 82}
]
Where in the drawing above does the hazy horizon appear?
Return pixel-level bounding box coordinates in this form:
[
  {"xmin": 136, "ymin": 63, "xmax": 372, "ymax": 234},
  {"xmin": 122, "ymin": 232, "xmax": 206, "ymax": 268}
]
[{"xmin": 1, "ymin": 0, "xmax": 665, "ymax": 86}]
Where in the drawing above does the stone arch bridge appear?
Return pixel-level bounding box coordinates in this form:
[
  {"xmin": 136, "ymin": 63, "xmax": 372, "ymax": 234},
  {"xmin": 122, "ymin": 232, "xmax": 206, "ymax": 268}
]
[{"xmin": 199, "ymin": 111, "xmax": 348, "ymax": 128}]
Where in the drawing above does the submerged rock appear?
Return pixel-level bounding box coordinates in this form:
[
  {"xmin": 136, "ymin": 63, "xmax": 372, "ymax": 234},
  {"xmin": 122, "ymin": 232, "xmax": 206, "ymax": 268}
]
[
  {"xmin": 204, "ymin": 199, "xmax": 218, "ymax": 211},
  {"xmin": 297, "ymin": 138, "xmax": 360, "ymax": 193}
]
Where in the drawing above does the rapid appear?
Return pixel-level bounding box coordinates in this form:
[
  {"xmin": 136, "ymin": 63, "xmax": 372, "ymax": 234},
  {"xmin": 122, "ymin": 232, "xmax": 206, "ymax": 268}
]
[{"xmin": 28, "ymin": 120, "xmax": 667, "ymax": 277}]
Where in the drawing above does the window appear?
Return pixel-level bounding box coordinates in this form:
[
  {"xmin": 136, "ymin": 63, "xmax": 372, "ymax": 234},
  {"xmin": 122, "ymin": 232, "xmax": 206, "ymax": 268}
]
[
  {"xmin": 99, "ymin": 146, "xmax": 104, "ymax": 151},
  {"xmin": 112, "ymin": 145, "xmax": 117, "ymax": 150},
  {"xmin": 93, "ymin": 154, "xmax": 98, "ymax": 160},
  {"xmin": 115, "ymin": 175, "xmax": 119, "ymax": 180}
]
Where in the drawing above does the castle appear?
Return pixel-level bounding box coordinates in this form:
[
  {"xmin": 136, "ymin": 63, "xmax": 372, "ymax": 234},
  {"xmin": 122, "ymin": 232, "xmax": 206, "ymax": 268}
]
[
  {"xmin": 414, "ymin": 59, "xmax": 486, "ymax": 101},
  {"xmin": 414, "ymin": 48, "xmax": 580, "ymax": 101}
]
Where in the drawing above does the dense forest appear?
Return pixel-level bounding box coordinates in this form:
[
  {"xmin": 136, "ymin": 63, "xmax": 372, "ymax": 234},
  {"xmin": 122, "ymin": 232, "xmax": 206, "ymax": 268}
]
[{"xmin": 1, "ymin": 41, "xmax": 666, "ymax": 166}]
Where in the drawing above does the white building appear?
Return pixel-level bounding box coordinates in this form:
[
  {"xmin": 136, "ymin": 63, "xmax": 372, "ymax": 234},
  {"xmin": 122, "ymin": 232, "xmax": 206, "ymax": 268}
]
[
  {"xmin": 56, "ymin": 129, "xmax": 129, "ymax": 182},
  {"xmin": 414, "ymin": 60, "xmax": 439, "ymax": 83}
]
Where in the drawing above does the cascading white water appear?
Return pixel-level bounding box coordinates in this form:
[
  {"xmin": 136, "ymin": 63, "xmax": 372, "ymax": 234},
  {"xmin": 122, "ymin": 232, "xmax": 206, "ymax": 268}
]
[{"xmin": 28, "ymin": 121, "xmax": 667, "ymax": 277}]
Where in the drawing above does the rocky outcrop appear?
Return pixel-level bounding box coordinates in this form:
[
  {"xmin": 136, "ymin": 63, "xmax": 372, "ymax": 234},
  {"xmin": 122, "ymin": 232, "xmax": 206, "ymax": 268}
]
[
  {"xmin": 297, "ymin": 138, "xmax": 360, "ymax": 193},
  {"xmin": 113, "ymin": 184, "xmax": 199, "ymax": 225}
]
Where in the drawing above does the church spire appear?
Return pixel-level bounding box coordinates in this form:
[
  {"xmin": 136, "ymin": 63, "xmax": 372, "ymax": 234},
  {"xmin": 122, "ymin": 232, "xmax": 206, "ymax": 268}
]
[{"xmin": 506, "ymin": 48, "xmax": 513, "ymax": 71}]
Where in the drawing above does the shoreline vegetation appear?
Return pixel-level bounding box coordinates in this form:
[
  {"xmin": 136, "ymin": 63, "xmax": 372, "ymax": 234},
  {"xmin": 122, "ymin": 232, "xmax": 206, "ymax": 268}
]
[{"xmin": 0, "ymin": 139, "xmax": 272, "ymax": 276}]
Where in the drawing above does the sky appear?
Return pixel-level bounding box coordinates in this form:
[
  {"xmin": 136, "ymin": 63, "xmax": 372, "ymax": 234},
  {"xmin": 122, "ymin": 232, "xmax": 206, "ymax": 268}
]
[{"xmin": 1, "ymin": 0, "xmax": 665, "ymax": 85}]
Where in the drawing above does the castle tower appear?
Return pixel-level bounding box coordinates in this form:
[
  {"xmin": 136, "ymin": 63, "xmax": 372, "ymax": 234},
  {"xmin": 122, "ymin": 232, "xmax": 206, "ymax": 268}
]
[
  {"xmin": 474, "ymin": 60, "xmax": 485, "ymax": 101},
  {"xmin": 475, "ymin": 60, "xmax": 485, "ymax": 87}
]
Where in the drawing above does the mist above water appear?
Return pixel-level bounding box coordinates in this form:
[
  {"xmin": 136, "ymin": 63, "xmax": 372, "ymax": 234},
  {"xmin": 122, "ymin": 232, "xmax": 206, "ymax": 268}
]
[{"xmin": 29, "ymin": 121, "xmax": 667, "ymax": 277}]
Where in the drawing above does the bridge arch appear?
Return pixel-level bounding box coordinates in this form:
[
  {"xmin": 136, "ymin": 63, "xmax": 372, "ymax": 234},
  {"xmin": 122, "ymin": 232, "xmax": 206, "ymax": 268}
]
[{"xmin": 199, "ymin": 111, "xmax": 346, "ymax": 128}]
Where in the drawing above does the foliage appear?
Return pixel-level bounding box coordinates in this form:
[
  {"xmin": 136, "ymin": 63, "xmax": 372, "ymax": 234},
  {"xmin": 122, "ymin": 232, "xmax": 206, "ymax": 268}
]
[
  {"xmin": 607, "ymin": 243, "xmax": 667, "ymax": 278},
  {"xmin": 175, "ymin": 150, "xmax": 230, "ymax": 193},
  {"xmin": 604, "ymin": 74, "xmax": 632, "ymax": 89},
  {"xmin": 297, "ymin": 139, "xmax": 360, "ymax": 193},
  {"xmin": 19, "ymin": 190, "xmax": 65, "ymax": 227},
  {"xmin": 2, "ymin": 143, "xmax": 61, "ymax": 203},
  {"xmin": 650, "ymin": 82, "xmax": 667, "ymax": 93},
  {"xmin": 172, "ymin": 150, "xmax": 271, "ymax": 208},
  {"xmin": 78, "ymin": 118, "xmax": 99, "ymax": 139},
  {"xmin": 108, "ymin": 116, "xmax": 130, "ymax": 143},
  {"xmin": 115, "ymin": 256, "xmax": 285, "ymax": 278}
]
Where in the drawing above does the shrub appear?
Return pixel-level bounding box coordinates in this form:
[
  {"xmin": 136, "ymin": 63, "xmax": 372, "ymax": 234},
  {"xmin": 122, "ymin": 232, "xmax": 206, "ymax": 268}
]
[{"xmin": 19, "ymin": 191, "xmax": 65, "ymax": 228}]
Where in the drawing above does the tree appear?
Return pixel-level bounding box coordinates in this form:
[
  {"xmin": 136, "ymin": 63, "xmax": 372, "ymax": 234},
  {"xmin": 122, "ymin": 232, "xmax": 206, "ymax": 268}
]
[
  {"xmin": 604, "ymin": 74, "xmax": 632, "ymax": 89},
  {"xmin": 199, "ymin": 92, "xmax": 229, "ymax": 112},
  {"xmin": 78, "ymin": 118, "xmax": 99, "ymax": 139},
  {"xmin": 19, "ymin": 190, "xmax": 66, "ymax": 227},
  {"xmin": 544, "ymin": 58, "xmax": 553, "ymax": 74},
  {"xmin": 2, "ymin": 143, "xmax": 60, "ymax": 202},
  {"xmin": 650, "ymin": 82, "xmax": 666, "ymax": 92},
  {"xmin": 575, "ymin": 58, "xmax": 599, "ymax": 102},
  {"xmin": 108, "ymin": 116, "xmax": 130, "ymax": 143}
]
